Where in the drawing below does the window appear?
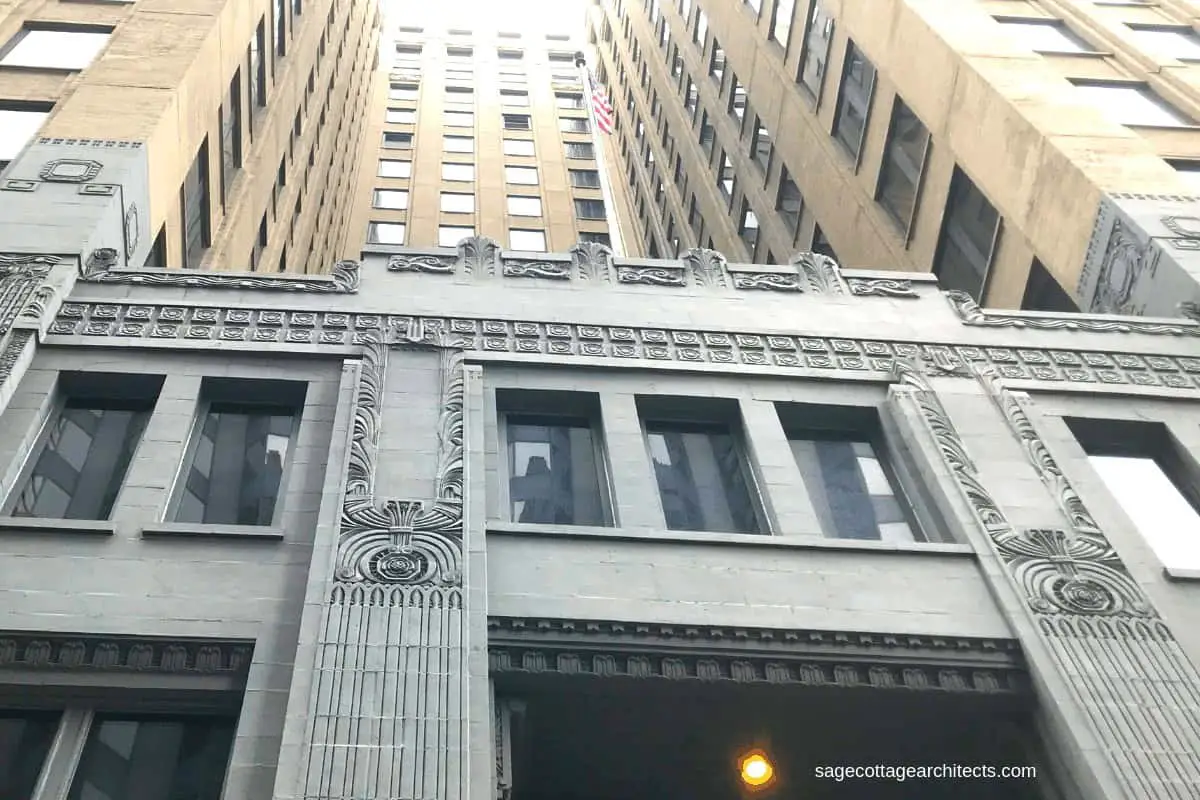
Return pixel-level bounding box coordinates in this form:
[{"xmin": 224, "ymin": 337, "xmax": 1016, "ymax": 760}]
[
  {"xmin": 1167, "ymin": 158, "xmax": 1200, "ymax": 192},
  {"xmin": 684, "ymin": 75, "xmax": 699, "ymax": 118},
  {"xmin": 8, "ymin": 374, "xmax": 161, "ymax": 520},
  {"xmin": 876, "ymin": 97, "xmax": 930, "ymax": 235},
  {"xmin": 439, "ymin": 225, "xmax": 473, "ymax": 247},
  {"xmin": 443, "ymin": 163, "xmax": 475, "ymax": 181},
  {"xmin": 771, "ymin": 0, "xmax": 796, "ymax": 50},
  {"xmin": 498, "ymin": 48, "xmax": 523, "ymax": 60},
  {"xmin": 574, "ymin": 198, "xmax": 606, "ymax": 219},
  {"xmin": 781, "ymin": 404, "xmax": 919, "ymax": 542},
  {"xmin": 556, "ymin": 92, "xmax": 585, "ymax": 109},
  {"xmin": 570, "ymin": 168, "xmax": 601, "ymax": 188},
  {"xmin": 728, "ymin": 76, "xmax": 747, "ymax": 125},
  {"xmin": 251, "ymin": 213, "xmax": 267, "ymax": 270},
  {"xmin": 503, "ymin": 138, "xmax": 536, "ymax": 156},
  {"xmin": 776, "ymin": 166, "xmax": 803, "ymax": 240},
  {"xmin": 738, "ymin": 199, "xmax": 759, "ymax": 251},
  {"xmin": 933, "ymin": 167, "xmax": 1001, "ymax": 302},
  {"xmin": 0, "ymin": 711, "xmax": 59, "ymax": 798},
  {"xmin": 1126, "ymin": 24, "xmax": 1200, "ymax": 61},
  {"xmin": 832, "ymin": 41, "xmax": 876, "ymax": 160},
  {"xmin": 717, "ymin": 151, "xmax": 734, "ymax": 199},
  {"xmin": 564, "ymin": 142, "xmax": 595, "ymax": 159},
  {"xmin": 446, "ymin": 68, "xmax": 474, "ymax": 82},
  {"xmin": 507, "ymin": 195, "xmax": 542, "ymax": 216},
  {"xmin": 699, "ymin": 111, "xmax": 715, "ymax": 157},
  {"xmin": 813, "ymin": 224, "xmax": 837, "ymax": 260},
  {"xmin": 995, "ymin": 18, "xmax": 1092, "ymax": 53},
  {"xmin": 220, "ymin": 71, "xmax": 242, "ymax": 205},
  {"xmin": 744, "ymin": 0, "xmax": 762, "ymax": 16},
  {"xmin": 445, "ymin": 86, "xmax": 474, "ymax": 103},
  {"xmin": 1021, "ymin": 258, "xmax": 1078, "ymax": 312},
  {"xmin": 0, "ymin": 102, "xmax": 50, "ymax": 169},
  {"xmin": 386, "ymin": 108, "xmax": 416, "ymax": 124},
  {"xmin": 1068, "ymin": 417, "xmax": 1200, "ymax": 570},
  {"xmin": 373, "ymin": 189, "xmax": 409, "ymax": 209},
  {"xmin": 445, "ymin": 110, "xmax": 474, "ymax": 127},
  {"xmin": 368, "ymin": 221, "xmax": 406, "ymax": 244},
  {"xmin": 643, "ymin": 411, "xmax": 762, "ymax": 535},
  {"xmin": 389, "ymin": 83, "xmax": 419, "ymax": 101},
  {"xmin": 501, "ymin": 90, "xmax": 530, "ymax": 108},
  {"xmin": 383, "ymin": 132, "xmax": 413, "ymax": 149},
  {"xmin": 441, "ymin": 192, "xmax": 475, "ymax": 213},
  {"xmin": 1071, "ymin": 81, "xmax": 1193, "ymax": 128},
  {"xmin": 709, "ymin": 40, "xmax": 726, "ymax": 83},
  {"xmin": 509, "ymin": 228, "xmax": 547, "ymax": 251},
  {"xmin": 0, "ymin": 25, "xmax": 112, "ymax": 70},
  {"xmin": 579, "ymin": 231, "xmax": 612, "ymax": 246},
  {"xmin": 505, "ymin": 166, "xmax": 539, "ymax": 185},
  {"xmin": 181, "ymin": 139, "xmax": 211, "ymax": 268},
  {"xmin": 447, "ymin": 46, "xmax": 473, "ymax": 58},
  {"xmin": 750, "ymin": 116, "xmax": 772, "ymax": 172},
  {"xmin": 396, "ymin": 43, "xmax": 422, "ymax": 56},
  {"xmin": 561, "ymin": 116, "xmax": 590, "ymax": 133},
  {"xmin": 250, "ymin": 20, "xmax": 266, "ymax": 105},
  {"xmin": 694, "ymin": 9, "xmax": 709, "ymax": 44},
  {"xmin": 66, "ymin": 715, "xmax": 236, "ymax": 800},
  {"xmin": 503, "ymin": 113, "xmax": 532, "ymax": 130},
  {"xmin": 378, "ymin": 159, "xmax": 412, "ymax": 178},
  {"xmin": 797, "ymin": 0, "xmax": 834, "ymax": 102},
  {"xmin": 274, "ymin": 0, "xmax": 286, "ymax": 55},
  {"xmin": 444, "ymin": 135, "xmax": 474, "ymax": 152}
]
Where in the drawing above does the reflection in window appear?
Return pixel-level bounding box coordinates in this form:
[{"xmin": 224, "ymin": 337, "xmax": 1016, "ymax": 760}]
[
  {"xmin": 368, "ymin": 221, "xmax": 406, "ymax": 244},
  {"xmin": 0, "ymin": 27, "xmax": 111, "ymax": 70},
  {"xmin": 0, "ymin": 711, "xmax": 60, "ymax": 799},
  {"xmin": 176, "ymin": 403, "xmax": 296, "ymax": 526},
  {"xmin": 507, "ymin": 417, "xmax": 605, "ymax": 525},
  {"xmin": 509, "ymin": 228, "xmax": 547, "ymax": 251},
  {"xmin": 1069, "ymin": 418, "xmax": 1200, "ymax": 570},
  {"xmin": 442, "ymin": 163, "xmax": 475, "ymax": 182},
  {"xmin": 771, "ymin": 0, "xmax": 796, "ymax": 50},
  {"xmin": 994, "ymin": 19, "xmax": 1092, "ymax": 53},
  {"xmin": 833, "ymin": 41, "xmax": 876, "ymax": 159},
  {"xmin": 507, "ymin": 195, "xmax": 542, "ymax": 216},
  {"xmin": 777, "ymin": 167, "xmax": 803, "ymax": 240},
  {"xmin": 933, "ymin": 167, "xmax": 1000, "ymax": 302},
  {"xmin": 645, "ymin": 421, "xmax": 761, "ymax": 534},
  {"xmin": 67, "ymin": 715, "xmax": 236, "ymax": 800},
  {"xmin": 797, "ymin": 0, "xmax": 834, "ymax": 101},
  {"xmin": 1071, "ymin": 82, "xmax": 1192, "ymax": 128},
  {"xmin": 439, "ymin": 225, "xmax": 474, "ymax": 247},
  {"xmin": 877, "ymin": 97, "xmax": 929, "ymax": 234},
  {"xmin": 790, "ymin": 436, "xmax": 915, "ymax": 541},
  {"xmin": 14, "ymin": 401, "xmax": 151, "ymax": 520},
  {"xmin": 1126, "ymin": 24, "xmax": 1200, "ymax": 61},
  {"xmin": 378, "ymin": 159, "xmax": 412, "ymax": 178}
]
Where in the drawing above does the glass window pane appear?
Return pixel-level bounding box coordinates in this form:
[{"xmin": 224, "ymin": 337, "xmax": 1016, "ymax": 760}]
[
  {"xmin": 789, "ymin": 437, "xmax": 914, "ymax": 542},
  {"xmin": 0, "ymin": 107, "xmax": 49, "ymax": 161},
  {"xmin": 771, "ymin": 0, "xmax": 795, "ymax": 49},
  {"xmin": 507, "ymin": 195, "xmax": 542, "ymax": 216},
  {"xmin": 507, "ymin": 417, "xmax": 605, "ymax": 525},
  {"xmin": 833, "ymin": 41, "xmax": 876, "ymax": 157},
  {"xmin": 569, "ymin": 169, "xmax": 600, "ymax": 187},
  {"xmin": 441, "ymin": 192, "xmax": 475, "ymax": 213},
  {"xmin": 1072, "ymin": 83, "xmax": 1192, "ymax": 127},
  {"xmin": 1089, "ymin": 455, "xmax": 1200, "ymax": 569},
  {"xmin": 442, "ymin": 163, "xmax": 475, "ymax": 181},
  {"xmin": 503, "ymin": 139, "xmax": 535, "ymax": 156},
  {"xmin": 505, "ymin": 166, "xmax": 539, "ymax": 185},
  {"xmin": 995, "ymin": 19, "xmax": 1090, "ymax": 53},
  {"xmin": 934, "ymin": 168, "xmax": 999, "ymax": 301},
  {"xmin": 445, "ymin": 111, "xmax": 474, "ymax": 127},
  {"xmin": 443, "ymin": 135, "xmax": 474, "ymax": 152},
  {"xmin": 1, "ymin": 29, "xmax": 111, "ymax": 70},
  {"xmin": 385, "ymin": 108, "xmax": 415, "ymax": 124},
  {"xmin": 378, "ymin": 159, "xmax": 411, "ymax": 178},
  {"xmin": 14, "ymin": 403, "xmax": 150, "ymax": 520},
  {"xmin": 372, "ymin": 189, "xmax": 408, "ymax": 209},
  {"xmin": 175, "ymin": 404, "xmax": 295, "ymax": 526},
  {"xmin": 877, "ymin": 98, "xmax": 928, "ymax": 231},
  {"xmin": 368, "ymin": 221, "xmax": 406, "ymax": 244},
  {"xmin": 1127, "ymin": 26, "xmax": 1200, "ymax": 60},
  {"xmin": 67, "ymin": 716, "xmax": 236, "ymax": 800},
  {"xmin": 439, "ymin": 225, "xmax": 473, "ymax": 247},
  {"xmin": 798, "ymin": 1, "xmax": 834, "ymax": 99},
  {"xmin": 645, "ymin": 422, "xmax": 760, "ymax": 534},
  {"xmin": 0, "ymin": 711, "xmax": 60, "ymax": 800},
  {"xmin": 509, "ymin": 229, "xmax": 547, "ymax": 251}
]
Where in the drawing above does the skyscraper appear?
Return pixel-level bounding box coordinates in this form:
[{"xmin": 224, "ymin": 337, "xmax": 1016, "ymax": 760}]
[
  {"xmin": 587, "ymin": 0, "xmax": 1200, "ymax": 315},
  {"xmin": 0, "ymin": 0, "xmax": 379, "ymax": 273}
]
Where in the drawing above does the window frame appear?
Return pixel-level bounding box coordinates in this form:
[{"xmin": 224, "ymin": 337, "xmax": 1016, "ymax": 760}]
[
  {"xmin": 440, "ymin": 191, "xmax": 476, "ymax": 214},
  {"xmin": 993, "ymin": 16, "xmax": 1095, "ymax": 54},
  {"xmin": 932, "ymin": 166, "xmax": 1002, "ymax": 303},
  {"xmin": 874, "ymin": 95, "xmax": 931, "ymax": 242},
  {"xmin": 167, "ymin": 382, "xmax": 305, "ymax": 529},
  {"xmin": 831, "ymin": 39, "xmax": 877, "ymax": 167},
  {"xmin": 0, "ymin": 22, "xmax": 114, "ymax": 71},
  {"xmin": 367, "ymin": 221, "xmax": 406, "ymax": 245},
  {"xmin": 795, "ymin": 0, "xmax": 835, "ymax": 106}
]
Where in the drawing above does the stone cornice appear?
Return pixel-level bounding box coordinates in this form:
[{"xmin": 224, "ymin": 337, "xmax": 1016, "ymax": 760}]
[
  {"xmin": 43, "ymin": 304, "xmax": 1200, "ymax": 391},
  {"xmin": 487, "ymin": 617, "xmax": 1027, "ymax": 695},
  {"xmin": 0, "ymin": 632, "xmax": 252, "ymax": 675}
]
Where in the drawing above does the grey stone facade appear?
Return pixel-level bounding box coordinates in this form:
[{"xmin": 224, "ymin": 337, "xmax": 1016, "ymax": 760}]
[{"xmin": 2, "ymin": 237, "xmax": 1200, "ymax": 798}]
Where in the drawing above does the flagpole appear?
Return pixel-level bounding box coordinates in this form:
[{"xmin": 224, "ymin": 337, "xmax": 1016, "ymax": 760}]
[{"xmin": 575, "ymin": 51, "xmax": 626, "ymax": 257}]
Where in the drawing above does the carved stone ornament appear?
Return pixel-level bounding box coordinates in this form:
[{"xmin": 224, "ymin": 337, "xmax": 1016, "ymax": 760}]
[
  {"xmin": 847, "ymin": 277, "xmax": 919, "ymax": 298},
  {"xmin": 123, "ymin": 203, "xmax": 140, "ymax": 259},
  {"xmin": 680, "ymin": 247, "xmax": 728, "ymax": 288},
  {"xmin": 792, "ymin": 251, "xmax": 849, "ymax": 294},
  {"xmin": 457, "ymin": 234, "xmax": 500, "ymax": 276},
  {"xmin": 569, "ymin": 240, "xmax": 613, "ymax": 281},
  {"xmin": 1, "ymin": 254, "xmax": 59, "ymax": 336},
  {"xmin": 79, "ymin": 253, "xmax": 362, "ymax": 293},
  {"xmin": 0, "ymin": 632, "xmax": 251, "ymax": 675},
  {"xmin": 731, "ymin": 272, "xmax": 802, "ymax": 291},
  {"xmin": 893, "ymin": 358, "xmax": 1200, "ymax": 798},
  {"xmin": 945, "ymin": 289, "xmax": 1200, "ymax": 336},
  {"xmin": 38, "ymin": 158, "xmax": 103, "ymax": 183},
  {"xmin": 387, "ymin": 253, "xmax": 456, "ymax": 274},
  {"xmin": 503, "ymin": 259, "xmax": 571, "ymax": 280},
  {"xmin": 615, "ymin": 265, "xmax": 686, "ymax": 286}
]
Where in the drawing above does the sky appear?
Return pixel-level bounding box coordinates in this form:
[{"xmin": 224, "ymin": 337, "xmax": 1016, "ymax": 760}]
[{"xmin": 384, "ymin": 0, "xmax": 590, "ymax": 38}]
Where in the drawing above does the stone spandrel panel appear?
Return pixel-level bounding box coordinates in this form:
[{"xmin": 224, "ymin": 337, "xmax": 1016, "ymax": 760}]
[
  {"xmin": 0, "ymin": 138, "xmax": 152, "ymax": 271},
  {"xmin": 1078, "ymin": 193, "xmax": 1200, "ymax": 318}
]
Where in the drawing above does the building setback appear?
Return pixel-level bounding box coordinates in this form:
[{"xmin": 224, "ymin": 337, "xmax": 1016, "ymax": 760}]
[
  {"xmin": 0, "ymin": 239, "xmax": 1200, "ymax": 797},
  {"xmin": 587, "ymin": 0, "xmax": 1200, "ymax": 315},
  {"xmin": 0, "ymin": 0, "xmax": 379, "ymax": 274}
]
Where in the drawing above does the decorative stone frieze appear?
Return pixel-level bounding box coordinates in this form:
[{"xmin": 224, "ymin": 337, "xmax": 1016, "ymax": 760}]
[
  {"xmin": 0, "ymin": 632, "xmax": 251, "ymax": 675},
  {"xmin": 78, "ymin": 249, "xmax": 362, "ymax": 293}
]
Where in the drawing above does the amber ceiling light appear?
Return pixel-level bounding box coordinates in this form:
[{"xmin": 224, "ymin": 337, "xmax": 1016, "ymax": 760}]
[{"xmin": 738, "ymin": 750, "xmax": 775, "ymax": 789}]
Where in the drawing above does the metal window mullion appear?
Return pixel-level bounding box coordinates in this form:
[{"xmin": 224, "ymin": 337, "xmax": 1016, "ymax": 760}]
[{"xmin": 31, "ymin": 708, "xmax": 93, "ymax": 800}]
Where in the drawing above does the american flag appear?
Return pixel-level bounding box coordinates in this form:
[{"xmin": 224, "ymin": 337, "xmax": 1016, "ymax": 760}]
[{"xmin": 590, "ymin": 77, "xmax": 614, "ymax": 135}]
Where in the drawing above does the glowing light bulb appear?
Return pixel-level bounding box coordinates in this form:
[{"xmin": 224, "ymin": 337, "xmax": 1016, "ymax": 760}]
[{"xmin": 739, "ymin": 752, "xmax": 774, "ymax": 788}]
